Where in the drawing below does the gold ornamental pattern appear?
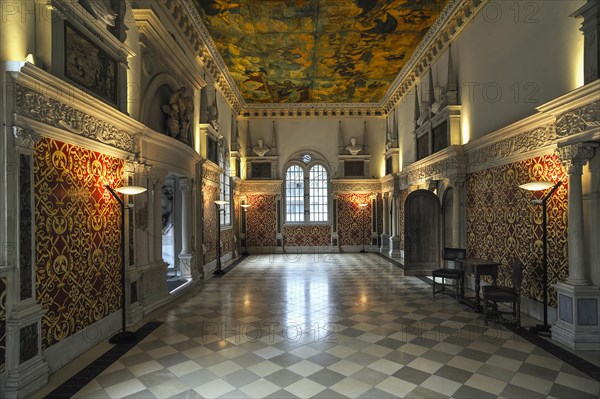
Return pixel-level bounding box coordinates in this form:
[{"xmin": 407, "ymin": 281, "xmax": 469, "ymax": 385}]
[
  {"xmin": 466, "ymin": 155, "xmax": 568, "ymax": 307},
  {"xmin": 34, "ymin": 138, "xmax": 124, "ymax": 349}
]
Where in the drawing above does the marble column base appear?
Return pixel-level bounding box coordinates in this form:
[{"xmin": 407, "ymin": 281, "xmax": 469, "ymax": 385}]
[
  {"xmin": 552, "ymin": 282, "xmax": 600, "ymax": 350},
  {"xmin": 389, "ymin": 236, "xmax": 401, "ymax": 258},
  {"xmin": 380, "ymin": 233, "xmax": 390, "ymax": 253}
]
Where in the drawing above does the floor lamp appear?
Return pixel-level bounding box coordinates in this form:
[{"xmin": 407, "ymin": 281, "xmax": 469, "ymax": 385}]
[
  {"xmin": 105, "ymin": 184, "xmax": 147, "ymax": 344},
  {"xmin": 214, "ymin": 200, "xmax": 228, "ymax": 275},
  {"xmin": 359, "ymin": 203, "xmax": 368, "ymax": 253},
  {"xmin": 519, "ymin": 180, "xmax": 562, "ymax": 336},
  {"xmin": 241, "ymin": 203, "xmax": 250, "ymax": 256}
]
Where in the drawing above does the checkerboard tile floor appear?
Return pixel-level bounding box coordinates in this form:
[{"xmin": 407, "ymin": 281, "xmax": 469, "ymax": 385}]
[{"xmin": 52, "ymin": 254, "xmax": 600, "ymax": 398}]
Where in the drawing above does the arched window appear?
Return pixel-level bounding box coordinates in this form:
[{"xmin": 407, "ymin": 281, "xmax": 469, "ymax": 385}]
[
  {"xmin": 219, "ymin": 146, "xmax": 231, "ymax": 226},
  {"xmin": 309, "ymin": 165, "xmax": 328, "ymax": 222},
  {"xmin": 285, "ymin": 165, "xmax": 304, "ymax": 222},
  {"xmin": 285, "ymin": 161, "xmax": 329, "ymax": 223}
]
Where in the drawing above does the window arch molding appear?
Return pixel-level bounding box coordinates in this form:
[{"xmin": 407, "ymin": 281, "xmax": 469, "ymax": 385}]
[{"xmin": 283, "ymin": 151, "xmax": 331, "ymax": 224}]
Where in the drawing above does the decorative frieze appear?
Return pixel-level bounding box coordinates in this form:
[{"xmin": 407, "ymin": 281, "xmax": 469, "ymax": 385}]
[
  {"xmin": 202, "ymin": 162, "xmax": 221, "ymax": 184},
  {"xmin": 555, "ymin": 101, "xmax": 600, "ymax": 137},
  {"xmin": 238, "ymin": 180, "xmax": 282, "ymax": 195},
  {"xmin": 332, "ymin": 180, "xmax": 382, "ymax": 194},
  {"xmin": 16, "ymin": 85, "xmax": 135, "ymax": 152},
  {"xmin": 467, "ymin": 124, "xmax": 557, "ymax": 169}
]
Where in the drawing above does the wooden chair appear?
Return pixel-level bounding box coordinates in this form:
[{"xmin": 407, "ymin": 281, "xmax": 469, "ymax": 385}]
[
  {"xmin": 482, "ymin": 260, "xmax": 523, "ymax": 327},
  {"xmin": 432, "ymin": 248, "xmax": 467, "ymax": 299}
]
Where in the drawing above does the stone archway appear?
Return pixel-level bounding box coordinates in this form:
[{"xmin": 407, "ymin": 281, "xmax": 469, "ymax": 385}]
[{"xmin": 404, "ymin": 189, "xmax": 441, "ymax": 275}]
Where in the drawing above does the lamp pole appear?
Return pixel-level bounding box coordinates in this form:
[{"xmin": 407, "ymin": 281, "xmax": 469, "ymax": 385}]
[
  {"xmin": 214, "ymin": 200, "xmax": 228, "ymax": 275},
  {"xmin": 360, "ymin": 203, "xmax": 368, "ymax": 253},
  {"xmin": 105, "ymin": 184, "xmax": 146, "ymax": 344},
  {"xmin": 241, "ymin": 204, "xmax": 250, "ymax": 256},
  {"xmin": 520, "ymin": 181, "xmax": 562, "ymax": 336}
]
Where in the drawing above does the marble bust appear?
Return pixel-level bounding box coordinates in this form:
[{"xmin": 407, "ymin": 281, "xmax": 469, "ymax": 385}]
[
  {"xmin": 252, "ymin": 138, "xmax": 270, "ymax": 157},
  {"xmin": 345, "ymin": 137, "xmax": 362, "ymax": 155}
]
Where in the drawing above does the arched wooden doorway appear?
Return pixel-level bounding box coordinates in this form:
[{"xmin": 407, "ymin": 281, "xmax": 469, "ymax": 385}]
[{"xmin": 404, "ymin": 189, "xmax": 441, "ymax": 275}]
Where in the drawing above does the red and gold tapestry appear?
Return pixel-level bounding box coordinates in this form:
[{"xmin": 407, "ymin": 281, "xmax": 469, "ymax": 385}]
[
  {"xmin": 466, "ymin": 154, "xmax": 568, "ymax": 307},
  {"xmin": 34, "ymin": 138, "xmax": 123, "ymax": 349},
  {"xmin": 246, "ymin": 195, "xmax": 277, "ymax": 247},
  {"xmin": 284, "ymin": 225, "xmax": 331, "ymax": 247},
  {"xmin": 338, "ymin": 193, "xmax": 372, "ymax": 246},
  {"xmin": 203, "ymin": 184, "xmax": 219, "ymax": 263}
]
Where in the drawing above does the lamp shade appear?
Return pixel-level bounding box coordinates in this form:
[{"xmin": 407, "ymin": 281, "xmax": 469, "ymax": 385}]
[
  {"xmin": 214, "ymin": 200, "xmax": 229, "ymax": 206},
  {"xmin": 519, "ymin": 181, "xmax": 554, "ymax": 191},
  {"xmin": 114, "ymin": 185, "xmax": 147, "ymax": 195},
  {"xmin": 241, "ymin": 204, "xmax": 251, "ymax": 208},
  {"xmin": 359, "ymin": 203, "xmax": 368, "ymax": 208}
]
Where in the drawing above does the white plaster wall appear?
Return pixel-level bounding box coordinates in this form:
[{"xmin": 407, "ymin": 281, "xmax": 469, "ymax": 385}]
[
  {"xmin": 242, "ymin": 118, "xmax": 386, "ymax": 178},
  {"xmin": 393, "ymin": 0, "xmax": 585, "ymax": 163}
]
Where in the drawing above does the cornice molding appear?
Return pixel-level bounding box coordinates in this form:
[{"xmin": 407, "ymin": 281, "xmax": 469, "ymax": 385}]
[
  {"xmin": 401, "ymin": 146, "xmax": 466, "ymax": 186},
  {"xmin": 132, "ymin": 8, "xmax": 207, "ymax": 90}
]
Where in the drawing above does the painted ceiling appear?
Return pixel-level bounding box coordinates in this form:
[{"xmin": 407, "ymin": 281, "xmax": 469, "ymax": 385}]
[{"xmin": 195, "ymin": 0, "xmax": 449, "ymax": 104}]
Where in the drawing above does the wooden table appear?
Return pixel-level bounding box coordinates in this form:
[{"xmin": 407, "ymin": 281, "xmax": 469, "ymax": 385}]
[{"xmin": 456, "ymin": 258, "xmax": 500, "ymax": 312}]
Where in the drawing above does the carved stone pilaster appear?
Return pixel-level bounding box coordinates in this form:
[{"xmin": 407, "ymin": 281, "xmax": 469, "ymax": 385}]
[{"xmin": 179, "ymin": 177, "xmax": 193, "ymax": 193}]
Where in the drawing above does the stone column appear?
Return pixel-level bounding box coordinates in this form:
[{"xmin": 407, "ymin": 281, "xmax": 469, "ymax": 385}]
[
  {"xmin": 451, "ymin": 181, "xmax": 463, "ymax": 248},
  {"xmin": 380, "ymin": 192, "xmax": 390, "ymax": 253},
  {"xmin": 178, "ymin": 177, "xmax": 193, "ymax": 278},
  {"xmin": 572, "ymin": 0, "xmax": 600, "ymax": 84},
  {"xmin": 389, "ymin": 194, "xmax": 401, "ymax": 258},
  {"xmin": 553, "ymin": 142, "xmax": 600, "ymax": 350}
]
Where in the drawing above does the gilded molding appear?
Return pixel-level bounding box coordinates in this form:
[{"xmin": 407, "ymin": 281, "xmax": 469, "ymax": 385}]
[
  {"xmin": 555, "ymin": 100, "xmax": 600, "ymax": 136},
  {"xmin": 12, "ymin": 126, "xmax": 41, "ymax": 150},
  {"xmin": 16, "ymin": 85, "xmax": 134, "ymax": 152}
]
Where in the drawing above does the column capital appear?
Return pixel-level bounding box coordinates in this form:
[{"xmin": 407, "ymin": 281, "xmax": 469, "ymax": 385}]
[
  {"xmin": 179, "ymin": 177, "xmax": 193, "ymax": 192},
  {"xmin": 13, "ymin": 125, "xmax": 41, "ymax": 151},
  {"xmin": 151, "ymin": 169, "xmax": 168, "ymax": 185},
  {"xmin": 556, "ymin": 142, "xmax": 598, "ymax": 175}
]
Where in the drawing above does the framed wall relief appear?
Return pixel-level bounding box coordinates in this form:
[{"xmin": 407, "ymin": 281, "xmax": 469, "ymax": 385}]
[
  {"xmin": 65, "ymin": 22, "xmax": 118, "ymax": 103},
  {"xmin": 251, "ymin": 162, "xmax": 272, "ymax": 179}
]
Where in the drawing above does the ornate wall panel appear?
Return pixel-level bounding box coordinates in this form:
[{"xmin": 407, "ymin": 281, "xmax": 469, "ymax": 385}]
[
  {"xmin": 376, "ymin": 193, "xmax": 383, "ymax": 237},
  {"xmin": 284, "ymin": 226, "xmax": 331, "ymax": 247},
  {"xmin": 34, "ymin": 138, "xmax": 123, "ymax": 349},
  {"xmin": 246, "ymin": 195, "xmax": 277, "ymax": 247},
  {"xmin": 466, "ymin": 155, "xmax": 568, "ymax": 307},
  {"xmin": 0, "ymin": 276, "xmax": 5, "ymax": 374},
  {"xmin": 398, "ymin": 189, "xmax": 409, "ymax": 250},
  {"xmin": 338, "ymin": 193, "xmax": 372, "ymax": 246},
  {"xmin": 203, "ymin": 184, "xmax": 219, "ymax": 263}
]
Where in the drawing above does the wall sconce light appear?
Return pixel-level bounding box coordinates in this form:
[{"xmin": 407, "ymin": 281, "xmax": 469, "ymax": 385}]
[
  {"xmin": 105, "ymin": 184, "xmax": 147, "ymax": 344},
  {"xmin": 519, "ymin": 180, "xmax": 562, "ymax": 336}
]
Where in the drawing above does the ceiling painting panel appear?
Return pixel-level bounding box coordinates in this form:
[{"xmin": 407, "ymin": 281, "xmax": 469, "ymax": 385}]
[{"xmin": 195, "ymin": 0, "xmax": 449, "ymax": 104}]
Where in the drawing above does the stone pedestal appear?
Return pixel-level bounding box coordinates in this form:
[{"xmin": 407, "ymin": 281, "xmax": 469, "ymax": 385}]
[
  {"xmin": 552, "ymin": 282, "xmax": 600, "ymax": 350},
  {"xmin": 380, "ymin": 233, "xmax": 390, "ymax": 253}
]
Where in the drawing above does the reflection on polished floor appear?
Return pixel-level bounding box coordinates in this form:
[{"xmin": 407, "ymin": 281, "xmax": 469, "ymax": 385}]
[{"xmin": 36, "ymin": 254, "xmax": 599, "ymax": 398}]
